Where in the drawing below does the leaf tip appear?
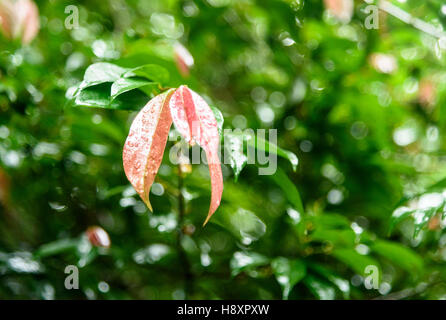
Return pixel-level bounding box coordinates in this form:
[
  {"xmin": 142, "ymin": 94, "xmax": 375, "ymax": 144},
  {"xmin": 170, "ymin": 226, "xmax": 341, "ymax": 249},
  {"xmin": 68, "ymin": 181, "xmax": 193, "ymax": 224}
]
[{"xmin": 202, "ymin": 214, "xmax": 212, "ymax": 227}]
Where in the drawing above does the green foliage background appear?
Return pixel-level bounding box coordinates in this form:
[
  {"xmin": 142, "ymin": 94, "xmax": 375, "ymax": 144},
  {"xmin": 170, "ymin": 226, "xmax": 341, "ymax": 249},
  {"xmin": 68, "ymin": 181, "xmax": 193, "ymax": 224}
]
[{"xmin": 1, "ymin": 0, "xmax": 446, "ymax": 299}]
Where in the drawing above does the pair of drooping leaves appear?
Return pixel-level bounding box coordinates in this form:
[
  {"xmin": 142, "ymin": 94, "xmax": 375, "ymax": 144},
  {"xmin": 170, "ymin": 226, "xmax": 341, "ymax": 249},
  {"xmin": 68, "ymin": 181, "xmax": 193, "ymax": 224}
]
[{"xmin": 123, "ymin": 86, "xmax": 222, "ymax": 226}]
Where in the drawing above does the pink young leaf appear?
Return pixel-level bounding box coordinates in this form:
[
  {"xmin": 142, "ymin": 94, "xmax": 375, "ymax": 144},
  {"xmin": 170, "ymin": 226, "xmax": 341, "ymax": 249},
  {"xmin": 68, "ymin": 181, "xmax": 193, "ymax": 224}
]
[
  {"xmin": 324, "ymin": 0, "xmax": 353, "ymax": 23},
  {"xmin": 174, "ymin": 43, "xmax": 194, "ymax": 77},
  {"xmin": 86, "ymin": 226, "xmax": 111, "ymax": 248},
  {"xmin": 18, "ymin": 0, "xmax": 39, "ymax": 44},
  {"xmin": 123, "ymin": 89, "xmax": 175, "ymax": 211},
  {"xmin": 0, "ymin": 0, "xmax": 39, "ymax": 44},
  {"xmin": 170, "ymin": 86, "xmax": 223, "ymax": 225}
]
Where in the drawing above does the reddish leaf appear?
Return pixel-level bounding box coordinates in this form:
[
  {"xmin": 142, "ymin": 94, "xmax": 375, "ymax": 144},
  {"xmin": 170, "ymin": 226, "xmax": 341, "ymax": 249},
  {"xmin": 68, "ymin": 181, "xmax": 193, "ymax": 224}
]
[
  {"xmin": 0, "ymin": 0, "xmax": 39, "ymax": 44},
  {"xmin": 86, "ymin": 226, "xmax": 111, "ymax": 248},
  {"xmin": 174, "ymin": 43, "xmax": 194, "ymax": 77},
  {"xmin": 170, "ymin": 86, "xmax": 223, "ymax": 225},
  {"xmin": 123, "ymin": 89, "xmax": 174, "ymax": 211},
  {"xmin": 324, "ymin": 0, "xmax": 353, "ymax": 23},
  {"xmin": 19, "ymin": 0, "xmax": 40, "ymax": 44}
]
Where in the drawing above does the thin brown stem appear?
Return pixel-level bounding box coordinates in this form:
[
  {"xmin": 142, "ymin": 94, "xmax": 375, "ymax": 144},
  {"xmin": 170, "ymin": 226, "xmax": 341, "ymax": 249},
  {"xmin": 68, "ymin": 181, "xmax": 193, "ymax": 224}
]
[{"xmin": 177, "ymin": 165, "xmax": 193, "ymax": 298}]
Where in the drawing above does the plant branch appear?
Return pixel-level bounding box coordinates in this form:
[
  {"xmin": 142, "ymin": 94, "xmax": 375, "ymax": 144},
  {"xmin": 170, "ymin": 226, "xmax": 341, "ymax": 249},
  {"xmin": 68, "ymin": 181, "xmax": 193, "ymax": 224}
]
[
  {"xmin": 367, "ymin": 0, "xmax": 446, "ymax": 39},
  {"xmin": 177, "ymin": 164, "xmax": 193, "ymax": 298}
]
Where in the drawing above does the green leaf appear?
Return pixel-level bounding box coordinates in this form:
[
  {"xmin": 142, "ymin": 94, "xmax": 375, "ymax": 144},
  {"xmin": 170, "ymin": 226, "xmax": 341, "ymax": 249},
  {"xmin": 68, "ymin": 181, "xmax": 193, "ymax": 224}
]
[
  {"xmin": 0, "ymin": 252, "xmax": 44, "ymax": 274},
  {"xmin": 250, "ymin": 136, "xmax": 298, "ymax": 171},
  {"xmin": 233, "ymin": 131, "xmax": 298, "ymax": 171},
  {"xmin": 124, "ymin": 64, "xmax": 169, "ymax": 84},
  {"xmin": 75, "ymin": 84, "xmax": 118, "ymax": 108},
  {"xmin": 210, "ymin": 106, "xmax": 224, "ymax": 137},
  {"xmin": 389, "ymin": 206, "xmax": 416, "ymax": 235},
  {"xmin": 390, "ymin": 205, "xmax": 440, "ymax": 238},
  {"xmin": 271, "ymin": 257, "xmax": 306, "ymax": 299},
  {"xmin": 224, "ymin": 132, "xmax": 248, "ymax": 181},
  {"xmin": 74, "ymin": 83, "xmax": 149, "ymax": 111},
  {"xmin": 413, "ymin": 207, "xmax": 439, "ymax": 238},
  {"xmin": 230, "ymin": 251, "xmax": 269, "ymax": 277},
  {"xmin": 223, "ymin": 131, "xmax": 298, "ymax": 178},
  {"xmin": 303, "ymin": 275, "xmax": 336, "ymax": 300},
  {"xmin": 132, "ymin": 244, "xmax": 174, "ymax": 265},
  {"xmin": 371, "ymin": 240, "xmax": 423, "ymax": 274},
  {"xmin": 270, "ymin": 168, "xmax": 304, "ymax": 214},
  {"xmin": 310, "ymin": 228, "xmax": 356, "ymax": 247},
  {"xmin": 308, "ymin": 263, "xmax": 350, "ymax": 299},
  {"xmin": 110, "ymin": 78, "xmax": 157, "ymax": 100},
  {"xmin": 332, "ymin": 248, "xmax": 380, "ymax": 277},
  {"xmin": 80, "ymin": 62, "xmax": 128, "ymax": 89},
  {"xmin": 34, "ymin": 239, "xmax": 79, "ymax": 258},
  {"xmin": 211, "ymin": 207, "xmax": 266, "ymax": 243}
]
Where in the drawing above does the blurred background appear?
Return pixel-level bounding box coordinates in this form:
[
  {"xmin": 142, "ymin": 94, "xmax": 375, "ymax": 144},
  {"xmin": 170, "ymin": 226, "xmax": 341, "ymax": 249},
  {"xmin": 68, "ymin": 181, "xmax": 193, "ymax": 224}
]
[{"xmin": 1, "ymin": 0, "xmax": 446, "ymax": 299}]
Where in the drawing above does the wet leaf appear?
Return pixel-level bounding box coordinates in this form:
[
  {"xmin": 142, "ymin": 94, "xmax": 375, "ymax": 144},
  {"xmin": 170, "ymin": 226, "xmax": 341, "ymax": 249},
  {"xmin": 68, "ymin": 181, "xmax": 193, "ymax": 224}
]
[
  {"xmin": 270, "ymin": 168, "xmax": 304, "ymax": 214},
  {"xmin": 304, "ymin": 275, "xmax": 336, "ymax": 300},
  {"xmin": 111, "ymin": 78, "xmax": 157, "ymax": 100},
  {"xmin": 133, "ymin": 244, "xmax": 173, "ymax": 265},
  {"xmin": 230, "ymin": 251, "xmax": 269, "ymax": 277},
  {"xmin": 371, "ymin": 240, "xmax": 423, "ymax": 274},
  {"xmin": 272, "ymin": 257, "xmax": 306, "ymax": 299},
  {"xmin": 74, "ymin": 83, "xmax": 149, "ymax": 110},
  {"xmin": 212, "ymin": 207, "xmax": 266, "ymax": 243},
  {"xmin": 123, "ymin": 89, "xmax": 175, "ymax": 211},
  {"xmin": 231, "ymin": 131, "xmax": 298, "ymax": 171},
  {"xmin": 389, "ymin": 206, "xmax": 415, "ymax": 235},
  {"xmin": 224, "ymin": 132, "xmax": 248, "ymax": 181},
  {"xmin": 0, "ymin": 252, "xmax": 43, "ymax": 274},
  {"xmin": 309, "ymin": 263, "xmax": 350, "ymax": 299},
  {"xmin": 170, "ymin": 86, "xmax": 223, "ymax": 225},
  {"xmin": 124, "ymin": 64, "xmax": 170, "ymax": 84},
  {"xmin": 210, "ymin": 105, "xmax": 224, "ymax": 137},
  {"xmin": 80, "ymin": 62, "xmax": 128, "ymax": 89},
  {"xmin": 332, "ymin": 248, "xmax": 380, "ymax": 277},
  {"xmin": 34, "ymin": 239, "xmax": 79, "ymax": 258}
]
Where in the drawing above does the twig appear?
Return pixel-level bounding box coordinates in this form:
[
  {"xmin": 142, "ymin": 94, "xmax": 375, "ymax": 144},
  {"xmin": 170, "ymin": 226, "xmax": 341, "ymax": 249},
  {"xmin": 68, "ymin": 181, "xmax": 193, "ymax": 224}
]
[
  {"xmin": 367, "ymin": 0, "xmax": 446, "ymax": 39},
  {"xmin": 177, "ymin": 164, "xmax": 193, "ymax": 298}
]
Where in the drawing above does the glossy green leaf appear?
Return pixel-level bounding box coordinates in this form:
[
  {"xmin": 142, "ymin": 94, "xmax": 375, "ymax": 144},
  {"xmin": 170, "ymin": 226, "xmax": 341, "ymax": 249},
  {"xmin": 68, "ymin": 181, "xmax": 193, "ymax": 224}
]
[
  {"xmin": 111, "ymin": 78, "xmax": 157, "ymax": 100},
  {"xmin": 237, "ymin": 131, "xmax": 298, "ymax": 171},
  {"xmin": 390, "ymin": 205, "xmax": 440, "ymax": 238},
  {"xmin": 270, "ymin": 168, "xmax": 304, "ymax": 214},
  {"xmin": 211, "ymin": 207, "xmax": 266, "ymax": 243},
  {"xmin": 224, "ymin": 132, "xmax": 248, "ymax": 181},
  {"xmin": 310, "ymin": 228, "xmax": 356, "ymax": 247},
  {"xmin": 309, "ymin": 263, "xmax": 350, "ymax": 299},
  {"xmin": 304, "ymin": 275, "xmax": 336, "ymax": 300},
  {"xmin": 80, "ymin": 62, "xmax": 128, "ymax": 89},
  {"xmin": 35, "ymin": 239, "xmax": 79, "ymax": 258},
  {"xmin": 124, "ymin": 64, "xmax": 169, "ymax": 84},
  {"xmin": 230, "ymin": 251, "xmax": 269, "ymax": 277},
  {"xmin": 332, "ymin": 249, "xmax": 380, "ymax": 277},
  {"xmin": 371, "ymin": 240, "xmax": 423, "ymax": 274},
  {"xmin": 210, "ymin": 106, "xmax": 224, "ymax": 137},
  {"xmin": 74, "ymin": 83, "xmax": 149, "ymax": 111},
  {"xmin": 0, "ymin": 252, "xmax": 44, "ymax": 274},
  {"xmin": 413, "ymin": 207, "xmax": 439, "ymax": 238},
  {"xmin": 389, "ymin": 206, "xmax": 416, "ymax": 235},
  {"xmin": 272, "ymin": 257, "xmax": 306, "ymax": 299}
]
